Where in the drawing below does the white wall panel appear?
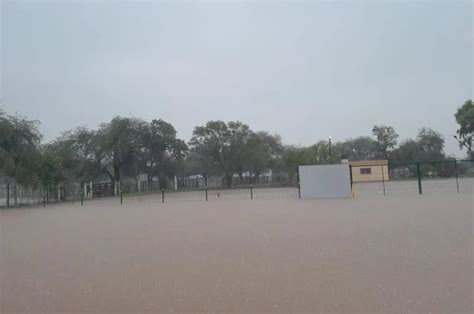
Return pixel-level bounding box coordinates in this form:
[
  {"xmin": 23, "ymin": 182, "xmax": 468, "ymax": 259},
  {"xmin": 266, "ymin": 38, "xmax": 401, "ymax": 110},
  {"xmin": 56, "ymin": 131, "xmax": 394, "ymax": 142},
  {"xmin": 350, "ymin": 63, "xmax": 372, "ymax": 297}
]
[{"xmin": 299, "ymin": 164, "xmax": 351, "ymax": 199}]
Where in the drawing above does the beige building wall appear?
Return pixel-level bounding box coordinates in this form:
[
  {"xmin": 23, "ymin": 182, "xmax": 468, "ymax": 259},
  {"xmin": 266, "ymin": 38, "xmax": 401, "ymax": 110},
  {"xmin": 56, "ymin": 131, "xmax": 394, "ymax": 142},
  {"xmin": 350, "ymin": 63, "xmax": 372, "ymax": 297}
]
[{"xmin": 352, "ymin": 164, "xmax": 389, "ymax": 182}]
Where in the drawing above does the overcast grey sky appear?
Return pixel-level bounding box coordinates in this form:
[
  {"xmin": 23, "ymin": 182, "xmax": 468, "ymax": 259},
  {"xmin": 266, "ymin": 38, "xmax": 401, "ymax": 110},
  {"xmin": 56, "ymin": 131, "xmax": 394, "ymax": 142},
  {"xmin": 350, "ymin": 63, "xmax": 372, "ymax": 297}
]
[{"xmin": 1, "ymin": 0, "xmax": 472, "ymax": 156}]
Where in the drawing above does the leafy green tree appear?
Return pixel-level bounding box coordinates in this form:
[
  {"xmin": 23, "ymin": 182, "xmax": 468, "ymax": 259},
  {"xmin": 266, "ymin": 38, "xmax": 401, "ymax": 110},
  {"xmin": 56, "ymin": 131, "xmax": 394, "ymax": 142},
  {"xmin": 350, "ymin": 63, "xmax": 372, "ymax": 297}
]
[
  {"xmin": 138, "ymin": 119, "xmax": 187, "ymax": 187},
  {"xmin": 282, "ymin": 139, "xmax": 344, "ymax": 183},
  {"xmin": 37, "ymin": 144, "xmax": 67, "ymax": 189},
  {"xmin": 372, "ymin": 125, "xmax": 399, "ymax": 158},
  {"xmin": 244, "ymin": 131, "xmax": 283, "ymax": 182},
  {"xmin": 67, "ymin": 127, "xmax": 105, "ymax": 182},
  {"xmin": 40, "ymin": 128, "xmax": 104, "ymax": 186},
  {"xmin": 416, "ymin": 127, "xmax": 445, "ymax": 160},
  {"xmin": 189, "ymin": 121, "xmax": 251, "ymax": 187},
  {"xmin": 338, "ymin": 137, "xmax": 378, "ymax": 161},
  {"xmin": 0, "ymin": 111, "xmax": 42, "ymax": 185},
  {"xmin": 282, "ymin": 146, "xmax": 308, "ymax": 183},
  {"xmin": 454, "ymin": 99, "xmax": 473, "ymax": 160},
  {"xmin": 95, "ymin": 117, "xmax": 143, "ymax": 190},
  {"xmin": 183, "ymin": 148, "xmax": 219, "ymax": 182},
  {"xmin": 391, "ymin": 128, "xmax": 446, "ymax": 164},
  {"xmin": 391, "ymin": 140, "xmax": 419, "ymax": 164},
  {"xmin": 312, "ymin": 140, "xmax": 335, "ymax": 164}
]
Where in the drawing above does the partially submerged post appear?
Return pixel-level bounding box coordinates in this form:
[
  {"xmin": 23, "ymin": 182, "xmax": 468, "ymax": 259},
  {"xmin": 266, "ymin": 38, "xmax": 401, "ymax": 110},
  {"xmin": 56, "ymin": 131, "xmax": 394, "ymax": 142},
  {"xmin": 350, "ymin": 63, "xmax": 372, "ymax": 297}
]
[
  {"xmin": 381, "ymin": 165, "xmax": 386, "ymax": 196},
  {"xmin": 13, "ymin": 185, "xmax": 17, "ymax": 206},
  {"xmin": 120, "ymin": 181, "xmax": 123, "ymax": 205},
  {"xmin": 80, "ymin": 182, "xmax": 84, "ymax": 206},
  {"xmin": 6, "ymin": 183, "xmax": 10, "ymax": 208},
  {"xmin": 416, "ymin": 163, "xmax": 422, "ymax": 195},
  {"xmin": 454, "ymin": 160, "xmax": 459, "ymax": 193},
  {"xmin": 349, "ymin": 165, "xmax": 354, "ymax": 198}
]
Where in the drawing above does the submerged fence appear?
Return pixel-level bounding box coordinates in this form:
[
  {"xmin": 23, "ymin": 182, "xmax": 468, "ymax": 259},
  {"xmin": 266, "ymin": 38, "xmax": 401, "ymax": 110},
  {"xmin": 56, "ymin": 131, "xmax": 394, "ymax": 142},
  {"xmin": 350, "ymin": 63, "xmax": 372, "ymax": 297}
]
[
  {"xmin": 1, "ymin": 160, "xmax": 471, "ymax": 208},
  {"xmin": 0, "ymin": 183, "xmax": 83, "ymax": 208},
  {"xmin": 119, "ymin": 173, "xmax": 292, "ymax": 195},
  {"xmin": 352, "ymin": 160, "xmax": 474, "ymax": 197}
]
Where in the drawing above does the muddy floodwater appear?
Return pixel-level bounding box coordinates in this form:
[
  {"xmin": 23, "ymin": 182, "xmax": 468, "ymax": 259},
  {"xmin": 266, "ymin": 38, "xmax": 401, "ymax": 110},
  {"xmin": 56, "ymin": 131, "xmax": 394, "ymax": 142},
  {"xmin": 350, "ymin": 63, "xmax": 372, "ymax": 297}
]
[{"xmin": 1, "ymin": 194, "xmax": 472, "ymax": 313}]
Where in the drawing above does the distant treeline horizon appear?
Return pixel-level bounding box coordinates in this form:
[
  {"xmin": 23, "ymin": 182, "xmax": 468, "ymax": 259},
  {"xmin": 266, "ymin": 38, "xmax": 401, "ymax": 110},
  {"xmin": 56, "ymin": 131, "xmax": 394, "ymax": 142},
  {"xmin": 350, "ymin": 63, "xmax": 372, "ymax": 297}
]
[{"xmin": 0, "ymin": 99, "xmax": 472, "ymax": 189}]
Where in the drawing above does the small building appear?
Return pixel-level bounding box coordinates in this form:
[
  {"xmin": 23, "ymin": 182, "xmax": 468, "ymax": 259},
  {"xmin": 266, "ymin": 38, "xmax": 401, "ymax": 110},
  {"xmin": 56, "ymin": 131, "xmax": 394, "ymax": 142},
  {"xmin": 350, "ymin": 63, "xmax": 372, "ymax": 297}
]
[{"xmin": 349, "ymin": 160, "xmax": 389, "ymax": 182}]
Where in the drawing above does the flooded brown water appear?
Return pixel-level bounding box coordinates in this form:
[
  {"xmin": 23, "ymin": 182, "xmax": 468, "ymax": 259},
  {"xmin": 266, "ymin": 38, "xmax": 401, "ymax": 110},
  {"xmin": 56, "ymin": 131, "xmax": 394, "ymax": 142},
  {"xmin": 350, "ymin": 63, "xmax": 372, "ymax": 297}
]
[{"xmin": 1, "ymin": 194, "xmax": 472, "ymax": 313}]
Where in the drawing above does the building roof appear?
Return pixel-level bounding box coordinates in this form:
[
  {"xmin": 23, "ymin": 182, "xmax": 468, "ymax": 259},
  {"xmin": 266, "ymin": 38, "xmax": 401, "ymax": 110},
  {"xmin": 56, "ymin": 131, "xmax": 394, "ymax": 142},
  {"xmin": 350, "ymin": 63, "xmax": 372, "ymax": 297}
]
[{"xmin": 349, "ymin": 160, "xmax": 388, "ymax": 167}]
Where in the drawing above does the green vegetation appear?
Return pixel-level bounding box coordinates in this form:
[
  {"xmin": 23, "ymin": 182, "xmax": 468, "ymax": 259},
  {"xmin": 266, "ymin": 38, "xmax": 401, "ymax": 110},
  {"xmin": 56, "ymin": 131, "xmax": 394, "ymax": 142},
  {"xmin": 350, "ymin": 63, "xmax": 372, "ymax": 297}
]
[
  {"xmin": 1, "ymin": 99, "xmax": 472, "ymax": 191},
  {"xmin": 454, "ymin": 99, "xmax": 473, "ymax": 160}
]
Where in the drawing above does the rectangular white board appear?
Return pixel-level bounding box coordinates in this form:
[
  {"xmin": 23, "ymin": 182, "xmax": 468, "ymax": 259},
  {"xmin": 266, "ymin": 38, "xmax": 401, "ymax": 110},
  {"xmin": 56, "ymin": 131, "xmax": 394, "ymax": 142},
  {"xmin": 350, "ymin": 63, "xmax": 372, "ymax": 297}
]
[{"xmin": 299, "ymin": 164, "xmax": 351, "ymax": 199}]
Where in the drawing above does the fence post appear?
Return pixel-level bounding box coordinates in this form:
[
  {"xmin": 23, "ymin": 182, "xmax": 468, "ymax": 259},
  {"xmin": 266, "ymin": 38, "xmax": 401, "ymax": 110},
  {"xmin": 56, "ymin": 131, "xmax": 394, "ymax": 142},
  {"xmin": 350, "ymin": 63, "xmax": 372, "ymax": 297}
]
[
  {"xmin": 43, "ymin": 186, "xmax": 46, "ymax": 207},
  {"xmin": 454, "ymin": 160, "xmax": 459, "ymax": 194},
  {"xmin": 298, "ymin": 181, "xmax": 301, "ymax": 199},
  {"xmin": 381, "ymin": 165, "xmax": 386, "ymax": 196},
  {"xmin": 161, "ymin": 188, "xmax": 164, "ymax": 203},
  {"xmin": 14, "ymin": 185, "xmax": 17, "ymax": 206},
  {"xmin": 205, "ymin": 186, "xmax": 208, "ymax": 202},
  {"xmin": 6, "ymin": 183, "xmax": 10, "ymax": 208},
  {"xmin": 416, "ymin": 163, "xmax": 422, "ymax": 195},
  {"xmin": 349, "ymin": 165, "xmax": 354, "ymax": 198},
  {"xmin": 250, "ymin": 185, "xmax": 253, "ymax": 200}
]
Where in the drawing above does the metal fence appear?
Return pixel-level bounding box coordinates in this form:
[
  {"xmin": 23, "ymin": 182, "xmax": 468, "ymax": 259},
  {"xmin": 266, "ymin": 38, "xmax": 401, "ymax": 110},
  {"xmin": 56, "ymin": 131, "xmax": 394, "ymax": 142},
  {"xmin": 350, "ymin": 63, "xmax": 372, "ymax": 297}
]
[
  {"xmin": 119, "ymin": 173, "xmax": 292, "ymax": 195},
  {"xmin": 0, "ymin": 183, "xmax": 82, "ymax": 208},
  {"xmin": 2, "ymin": 160, "xmax": 471, "ymax": 208},
  {"xmin": 122, "ymin": 185, "xmax": 300, "ymax": 205},
  {"xmin": 352, "ymin": 160, "xmax": 474, "ymax": 198}
]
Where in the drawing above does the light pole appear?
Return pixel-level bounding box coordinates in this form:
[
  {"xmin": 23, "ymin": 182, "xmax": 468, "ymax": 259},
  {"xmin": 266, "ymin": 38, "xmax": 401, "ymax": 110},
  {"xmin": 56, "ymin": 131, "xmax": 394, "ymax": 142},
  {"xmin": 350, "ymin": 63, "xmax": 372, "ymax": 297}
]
[{"xmin": 328, "ymin": 136, "xmax": 333, "ymax": 164}]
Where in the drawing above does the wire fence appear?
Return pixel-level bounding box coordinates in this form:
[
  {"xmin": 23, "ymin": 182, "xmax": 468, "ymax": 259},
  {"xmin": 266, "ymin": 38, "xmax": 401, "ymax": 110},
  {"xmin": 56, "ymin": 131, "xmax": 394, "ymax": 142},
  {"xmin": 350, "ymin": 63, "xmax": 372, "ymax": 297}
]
[
  {"xmin": 352, "ymin": 160, "xmax": 474, "ymax": 198},
  {"xmin": 1, "ymin": 160, "xmax": 471, "ymax": 208},
  {"xmin": 119, "ymin": 173, "xmax": 292, "ymax": 195},
  {"xmin": 0, "ymin": 183, "xmax": 83, "ymax": 208},
  {"xmin": 121, "ymin": 186, "xmax": 300, "ymax": 205}
]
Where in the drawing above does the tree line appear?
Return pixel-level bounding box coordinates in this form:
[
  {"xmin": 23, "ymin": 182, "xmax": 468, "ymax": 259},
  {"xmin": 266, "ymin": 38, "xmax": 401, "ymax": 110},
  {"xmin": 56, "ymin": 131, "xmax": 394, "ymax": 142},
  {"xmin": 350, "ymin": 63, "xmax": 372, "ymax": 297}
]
[{"xmin": 0, "ymin": 99, "xmax": 472, "ymax": 190}]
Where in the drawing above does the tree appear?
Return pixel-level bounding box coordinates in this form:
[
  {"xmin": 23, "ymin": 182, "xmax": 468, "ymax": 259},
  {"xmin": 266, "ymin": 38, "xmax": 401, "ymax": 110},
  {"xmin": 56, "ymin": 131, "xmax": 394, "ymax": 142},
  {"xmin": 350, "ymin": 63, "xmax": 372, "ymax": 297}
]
[
  {"xmin": 282, "ymin": 141, "xmax": 334, "ymax": 183},
  {"xmin": 391, "ymin": 128, "xmax": 445, "ymax": 163},
  {"xmin": 338, "ymin": 137, "xmax": 378, "ymax": 161},
  {"xmin": 189, "ymin": 121, "xmax": 251, "ymax": 187},
  {"xmin": 138, "ymin": 119, "xmax": 187, "ymax": 188},
  {"xmin": 181, "ymin": 150, "xmax": 217, "ymax": 179},
  {"xmin": 0, "ymin": 112, "xmax": 42, "ymax": 186},
  {"xmin": 417, "ymin": 128, "xmax": 444, "ymax": 155},
  {"xmin": 244, "ymin": 131, "xmax": 283, "ymax": 182},
  {"xmin": 372, "ymin": 125, "xmax": 399, "ymax": 158},
  {"xmin": 95, "ymin": 117, "xmax": 143, "ymax": 191},
  {"xmin": 282, "ymin": 146, "xmax": 311, "ymax": 183},
  {"xmin": 38, "ymin": 144, "xmax": 67, "ymax": 190},
  {"xmin": 391, "ymin": 140, "xmax": 419, "ymax": 164},
  {"xmin": 67, "ymin": 127, "xmax": 105, "ymax": 182},
  {"xmin": 312, "ymin": 140, "xmax": 333, "ymax": 164},
  {"xmin": 454, "ymin": 99, "xmax": 473, "ymax": 160},
  {"xmin": 40, "ymin": 127, "xmax": 104, "ymax": 186}
]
